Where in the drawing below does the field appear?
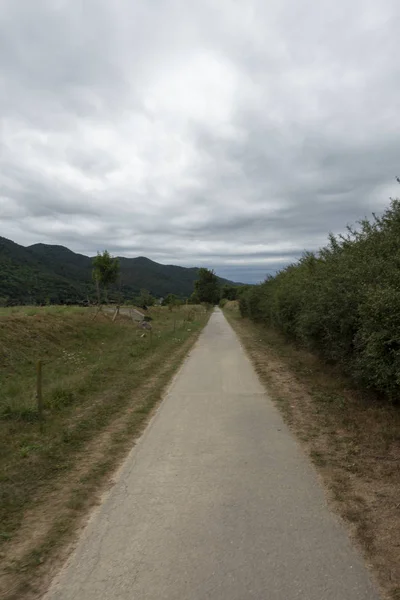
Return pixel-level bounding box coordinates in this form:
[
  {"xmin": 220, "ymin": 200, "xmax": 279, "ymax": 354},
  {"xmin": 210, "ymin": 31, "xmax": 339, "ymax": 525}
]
[
  {"xmin": 224, "ymin": 303, "xmax": 400, "ymax": 600},
  {"xmin": 0, "ymin": 304, "xmax": 209, "ymax": 599}
]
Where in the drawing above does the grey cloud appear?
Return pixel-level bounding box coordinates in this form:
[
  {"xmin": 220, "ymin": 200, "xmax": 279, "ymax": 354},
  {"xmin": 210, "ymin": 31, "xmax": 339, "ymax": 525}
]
[{"xmin": 0, "ymin": 0, "xmax": 399, "ymax": 283}]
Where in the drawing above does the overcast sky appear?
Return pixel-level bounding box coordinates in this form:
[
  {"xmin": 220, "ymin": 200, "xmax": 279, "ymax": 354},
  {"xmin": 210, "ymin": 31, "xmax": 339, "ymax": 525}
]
[{"xmin": 1, "ymin": 0, "xmax": 399, "ymax": 282}]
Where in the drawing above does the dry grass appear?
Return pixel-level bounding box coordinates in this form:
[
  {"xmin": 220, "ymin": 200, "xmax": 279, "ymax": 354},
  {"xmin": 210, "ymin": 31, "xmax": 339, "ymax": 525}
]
[
  {"xmin": 225, "ymin": 306, "xmax": 400, "ymax": 600},
  {"xmin": 0, "ymin": 304, "xmax": 209, "ymax": 599}
]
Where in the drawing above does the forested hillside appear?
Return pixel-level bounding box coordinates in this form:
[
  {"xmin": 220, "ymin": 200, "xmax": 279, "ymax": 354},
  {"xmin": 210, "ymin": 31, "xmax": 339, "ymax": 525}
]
[
  {"xmin": 239, "ymin": 198, "xmax": 400, "ymax": 400},
  {"xmin": 0, "ymin": 237, "xmax": 235, "ymax": 305}
]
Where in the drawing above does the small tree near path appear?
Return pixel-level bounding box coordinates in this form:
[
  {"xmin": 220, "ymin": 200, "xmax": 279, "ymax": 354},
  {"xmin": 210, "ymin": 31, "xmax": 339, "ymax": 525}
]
[
  {"xmin": 163, "ymin": 293, "xmax": 180, "ymax": 310},
  {"xmin": 135, "ymin": 289, "xmax": 155, "ymax": 310},
  {"xmin": 92, "ymin": 251, "xmax": 120, "ymax": 315},
  {"xmin": 193, "ymin": 268, "xmax": 220, "ymax": 305}
]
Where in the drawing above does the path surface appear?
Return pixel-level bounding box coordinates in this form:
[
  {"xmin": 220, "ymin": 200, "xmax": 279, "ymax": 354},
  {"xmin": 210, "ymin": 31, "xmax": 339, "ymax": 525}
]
[{"xmin": 45, "ymin": 310, "xmax": 379, "ymax": 600}]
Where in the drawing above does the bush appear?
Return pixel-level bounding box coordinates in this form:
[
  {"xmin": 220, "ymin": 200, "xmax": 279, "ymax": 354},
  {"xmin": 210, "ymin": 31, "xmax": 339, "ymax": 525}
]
[
  {"xmin": 48, "ymin": 387, "xmax": 76, "ymax": 410},
  {"xmin": 354, "ymin": 286, "xmax": 400, "ymax": 398},
  {"xmin": 241, "ymin": 198, "xmax": 400, "ymax": 401}
]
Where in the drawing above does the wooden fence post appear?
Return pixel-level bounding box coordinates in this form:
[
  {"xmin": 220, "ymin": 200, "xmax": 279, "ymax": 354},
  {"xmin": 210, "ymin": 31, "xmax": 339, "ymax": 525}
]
[{"xmin": 36, "ymin": 360, "xmax": 44, "ymax": 433}]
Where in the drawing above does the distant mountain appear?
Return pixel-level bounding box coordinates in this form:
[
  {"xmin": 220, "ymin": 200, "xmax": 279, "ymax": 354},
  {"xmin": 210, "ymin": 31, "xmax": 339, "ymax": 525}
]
[{"xmin": 0, "ymin": 237, "xmax": 238, "ymax": 305}]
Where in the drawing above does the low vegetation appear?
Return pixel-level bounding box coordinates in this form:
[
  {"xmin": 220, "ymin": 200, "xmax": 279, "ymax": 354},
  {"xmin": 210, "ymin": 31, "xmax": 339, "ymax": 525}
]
[
  {"xmin": 0, "ymin": 304, "xmax": 209, "ymax": 599},
  {"xmin": 225, "ymin": 303, "xmax": 400, "ymax": 600},
  {"xmin": 239, "ymin": 198, "xmax": 400, "ymax": 401}
]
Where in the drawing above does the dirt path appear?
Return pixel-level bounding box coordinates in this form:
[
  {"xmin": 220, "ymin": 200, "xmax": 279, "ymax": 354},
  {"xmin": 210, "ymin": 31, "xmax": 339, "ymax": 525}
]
[{"xmin": 44, "ymin": 309, "xmax": 379, "ymax": 600}]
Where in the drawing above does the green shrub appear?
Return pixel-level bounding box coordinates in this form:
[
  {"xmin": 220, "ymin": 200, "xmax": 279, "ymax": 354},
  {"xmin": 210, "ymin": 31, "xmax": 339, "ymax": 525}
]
[
  {"xmin": 354, "ymin": 286, "xmax": 400, "ymax": 398},
  {"xmin": 48, "ymin": 387, "xmax": 76, "ymax": 410},
  {"xmin": 241, "ymin": 198, "xmax": 400, "ymax": 401}
]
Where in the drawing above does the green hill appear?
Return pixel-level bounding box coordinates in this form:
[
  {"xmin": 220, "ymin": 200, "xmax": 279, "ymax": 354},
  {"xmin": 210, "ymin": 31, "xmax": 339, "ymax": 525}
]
[{"xmin": 0, "ymin": 237, "xmax": 237, "ymax": 305}]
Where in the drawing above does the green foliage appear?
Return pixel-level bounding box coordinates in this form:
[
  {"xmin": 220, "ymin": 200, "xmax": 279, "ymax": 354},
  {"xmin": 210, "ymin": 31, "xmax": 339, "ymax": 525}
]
[
  {"xmin": 92, "ymin": 250, "xmax": 119, "ymax": 303},
  {"xmin": 220, "ymin": 284, "xmax": 239, "ymax": 301},
  {"xmin": 193, "ymin": 268, "xmax": 220, "ymax": 305},
  {"xmin": 189, "ymin": 291, "xmax": 200, "ymax": 304},
  {"xmin": 162, "ymin": 293, "xmax": 179, "ymax": 307},
  {"xmin": 48, "ymin": 388, "xmax": 76, "ymax": 410},
  {"xmin": 240, "ymin": 198, "xmax": 400, "ymax": 401},
  {"xmin": 135, "ymin": 288, "xmax": 155, "ymax": 308}
]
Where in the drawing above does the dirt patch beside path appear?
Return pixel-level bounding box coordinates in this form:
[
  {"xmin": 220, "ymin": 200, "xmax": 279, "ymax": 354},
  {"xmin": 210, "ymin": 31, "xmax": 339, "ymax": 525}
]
[{"xmin": 226, "ymin": 310, "xmax": 400, "ymax": 600}]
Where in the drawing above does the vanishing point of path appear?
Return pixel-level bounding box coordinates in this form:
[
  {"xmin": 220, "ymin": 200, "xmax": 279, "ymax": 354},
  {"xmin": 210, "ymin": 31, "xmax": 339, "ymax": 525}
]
[{"xmin": 45, "ymin": 309, "xmax": 379, "ymax": 600}]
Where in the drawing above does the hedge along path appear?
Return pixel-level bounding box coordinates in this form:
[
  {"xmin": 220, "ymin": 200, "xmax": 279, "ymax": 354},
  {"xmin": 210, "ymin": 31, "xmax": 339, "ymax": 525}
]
[{"xmin": 238, "ymin": 198, "xmax": 400, "ymax": 401}]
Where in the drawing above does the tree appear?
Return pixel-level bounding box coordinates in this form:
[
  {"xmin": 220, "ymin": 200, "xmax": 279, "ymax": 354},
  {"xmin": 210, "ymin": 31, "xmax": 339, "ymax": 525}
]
[
  {"xmin": 92, "ymin": 250, "xmax": 119, "ymax": 304},
  {"xmin": 188, "ymin": 291, "xmax": 200, "ymax": 304},
  {"xmin": 135, "ymin": 288, "xmax": 155, "ymax": 309},
  {"xmin": 221, "ymin": 284, "xmax": 239, "ymax": 301},
  {"xmin": 162, "ymin": 293, "xmax": 180, "ymax": 310},
  {"xmin": 193, "ymin": 268, "xmax": 220, "ymax": 305}
]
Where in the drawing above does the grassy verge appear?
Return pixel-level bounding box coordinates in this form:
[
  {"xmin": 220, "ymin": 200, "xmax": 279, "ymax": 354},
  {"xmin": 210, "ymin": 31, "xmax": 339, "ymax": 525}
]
[
  {"xmin": 0, "ymin": 304, "xmax": 209, "ymax": 599},
  {"xmin": 224, "ymin": 304, "xmax": 400, "ymax": 600}
]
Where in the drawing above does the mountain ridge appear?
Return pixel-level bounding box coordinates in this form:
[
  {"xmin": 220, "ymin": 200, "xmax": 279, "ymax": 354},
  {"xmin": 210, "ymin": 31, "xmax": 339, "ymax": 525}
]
[{"xmin": 0, "ymin": 236, "xmax": 238, "ymax": 305}]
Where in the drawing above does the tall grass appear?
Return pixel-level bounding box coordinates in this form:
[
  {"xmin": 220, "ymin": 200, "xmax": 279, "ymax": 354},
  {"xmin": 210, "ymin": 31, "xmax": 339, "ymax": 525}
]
[{"xmin": 0, "ymin": 305, "xmax": 208, "ymax": 542}]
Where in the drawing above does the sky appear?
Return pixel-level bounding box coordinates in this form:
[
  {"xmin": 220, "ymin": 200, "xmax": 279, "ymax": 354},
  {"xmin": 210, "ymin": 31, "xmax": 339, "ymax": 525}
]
[{"xmin": 1, "ymin": 0, "xmax": 399, "ymax": 283}]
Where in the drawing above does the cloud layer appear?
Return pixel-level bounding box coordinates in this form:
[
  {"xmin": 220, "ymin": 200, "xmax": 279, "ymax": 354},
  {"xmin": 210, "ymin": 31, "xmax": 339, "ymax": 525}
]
[{"xmin": 1, "ymin": 0, "xmax": 399, "ymax": 282}]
